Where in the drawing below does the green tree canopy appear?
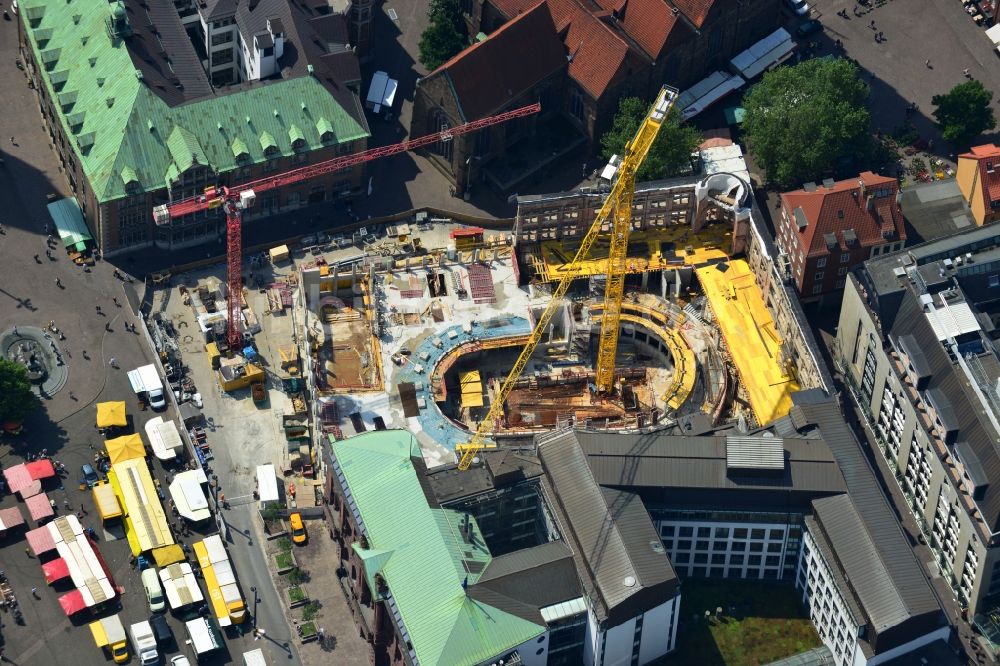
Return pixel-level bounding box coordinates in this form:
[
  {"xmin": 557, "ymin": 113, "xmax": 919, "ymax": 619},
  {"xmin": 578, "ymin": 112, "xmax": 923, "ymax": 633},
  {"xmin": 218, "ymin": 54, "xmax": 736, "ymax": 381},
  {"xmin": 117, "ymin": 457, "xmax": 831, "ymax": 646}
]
[
  {"xmin": 418, "ymin": 0, "xmax": 467, "ymax": 71},
  {"xmin": 742, "ymin": 57, "xmax": 871, "ymax": 188},
  {"xmin": 0, "ymin": 358, "xmax": 37, "ymax": 424},
  {"xmin": 600, "ymin": 97, "xmax": 703, "ymax": 181},
  {"xmin": 932, "ymin": 80, "xmax": 996, "ymax": 149}
]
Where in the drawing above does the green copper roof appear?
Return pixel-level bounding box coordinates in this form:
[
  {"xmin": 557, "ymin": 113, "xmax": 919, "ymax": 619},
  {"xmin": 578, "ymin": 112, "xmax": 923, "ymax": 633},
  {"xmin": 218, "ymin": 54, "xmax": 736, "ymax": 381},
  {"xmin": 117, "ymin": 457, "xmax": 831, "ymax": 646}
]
[
  {"xmin": 335, "ymin": 431, "xmax": 545, "ymax": 666},
  {"xmin": 20, "ymin": 0, "xmax": 368, "ymax": 203},
  {"xmin": 167, "ymin": 126, "xmax": 210, "ymax": 174}
]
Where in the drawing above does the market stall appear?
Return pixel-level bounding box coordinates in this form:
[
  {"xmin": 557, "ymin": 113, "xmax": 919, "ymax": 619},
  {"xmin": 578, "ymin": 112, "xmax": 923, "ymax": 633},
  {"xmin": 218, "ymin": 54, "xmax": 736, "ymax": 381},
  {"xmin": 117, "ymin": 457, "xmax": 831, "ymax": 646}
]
[
  {"xmin": 104, "ymin": 434, "xmax": 145, "ymax": 464},
  {"xmin": 26, "ymin": 492, "xmax": 55, "ymax": 523},
  {"xmin": 168, "ymin": 469, "xmax": 211, "ymax": 522},
  {"xmin": 145, "ymin": 417, "xmax": 183, "ymax": 461},
  {"xmin": 96, "ymin": 402, "xmax": 128, "ymax": 429}
]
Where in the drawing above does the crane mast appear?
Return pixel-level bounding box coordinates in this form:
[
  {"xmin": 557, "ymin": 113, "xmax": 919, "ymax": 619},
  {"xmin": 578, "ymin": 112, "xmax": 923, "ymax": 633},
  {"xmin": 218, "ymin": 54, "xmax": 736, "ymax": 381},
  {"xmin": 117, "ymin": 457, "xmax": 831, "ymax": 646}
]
[
  {"xmin": 457, "ymin": 86, "xmax": 677, "ymax": 470},
  {"xmin": 156, "ymin": 103, "xmax": 542, "ymax": 349}
]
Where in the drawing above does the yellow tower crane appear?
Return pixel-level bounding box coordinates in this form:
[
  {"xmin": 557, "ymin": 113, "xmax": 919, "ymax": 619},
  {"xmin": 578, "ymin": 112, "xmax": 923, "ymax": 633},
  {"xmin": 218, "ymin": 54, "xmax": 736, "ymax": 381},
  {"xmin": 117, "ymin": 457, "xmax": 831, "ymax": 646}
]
[{"xmin": 457, "ymin": 86, "xmax": 678, "ymax": 470}]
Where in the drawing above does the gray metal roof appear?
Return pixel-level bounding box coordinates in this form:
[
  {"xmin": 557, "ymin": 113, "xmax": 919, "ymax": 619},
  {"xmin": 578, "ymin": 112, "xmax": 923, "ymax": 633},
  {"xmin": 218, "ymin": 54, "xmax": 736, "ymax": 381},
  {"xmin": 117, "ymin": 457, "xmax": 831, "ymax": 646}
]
[
  {"xmin": 811, "ymin": 495, "xmax": 909, "ymax": 631},
  {"xmin": 537, "ymin": 430, "xmax": 678, "ymax": 626},
  {"xmin": 726, "ymin": 435, "xmax": 785, "ymax": 471},
  {"xmin": 791, "ymin": 393, "xmax": 942, "ymax": 628},
  {"xmin": 890, "ymin": 291, "xmax": 1000, "ymax": 528},
  {"xmin": 468, "ymin": 541, "xmax": 580, "ymax": 624},
  {"xmin": 895, "ymin": 334, "xmax": 931, "ymax": 381},
  {"xmin": 572, "ymin": 430, "xmax": 845, "ymax": 496}
]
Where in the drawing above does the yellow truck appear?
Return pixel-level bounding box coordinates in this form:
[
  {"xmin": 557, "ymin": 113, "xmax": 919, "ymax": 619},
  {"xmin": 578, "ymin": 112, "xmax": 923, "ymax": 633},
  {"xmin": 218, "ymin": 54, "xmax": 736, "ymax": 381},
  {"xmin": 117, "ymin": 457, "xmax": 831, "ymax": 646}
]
[{"xmin": 89, "ymin": 614, "xmax": 129, "ymax": 664}]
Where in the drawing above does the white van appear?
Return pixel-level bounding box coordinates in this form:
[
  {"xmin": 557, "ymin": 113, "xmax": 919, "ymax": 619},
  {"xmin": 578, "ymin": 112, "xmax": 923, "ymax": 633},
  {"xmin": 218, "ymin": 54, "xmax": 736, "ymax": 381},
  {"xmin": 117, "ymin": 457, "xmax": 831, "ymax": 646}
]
[{"xmin": 141, "ymin": 568, "xmax": 166, "ymax": 613}]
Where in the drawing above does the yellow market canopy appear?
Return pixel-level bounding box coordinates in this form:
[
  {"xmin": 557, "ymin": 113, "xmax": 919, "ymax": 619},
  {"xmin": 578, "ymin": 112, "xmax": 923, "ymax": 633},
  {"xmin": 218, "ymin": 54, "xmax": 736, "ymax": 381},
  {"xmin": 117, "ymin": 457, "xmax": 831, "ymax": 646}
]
[
  {"xmin": 152, "ymin": 544, "xmax": 186, "ymax": 568},
  {"xmin": 104, "ymin": 434, "xmax": 145, "ymax": 464},
  {"xmin": 96, "ymin": 401, "xmax": 127, "ymax": 428}
]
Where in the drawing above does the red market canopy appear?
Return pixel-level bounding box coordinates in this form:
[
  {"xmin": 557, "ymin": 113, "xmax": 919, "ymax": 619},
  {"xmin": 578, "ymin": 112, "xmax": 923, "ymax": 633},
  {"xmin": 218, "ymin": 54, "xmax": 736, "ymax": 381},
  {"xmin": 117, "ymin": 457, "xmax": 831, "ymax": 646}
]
[
  {"xmin": 4, "ymin": 464, "xmax": 38, "ymax": 496},
  {"xmin": 25, "ymin": 525, "xmax": 56, "ymax": 556},
  {"xmin": 25, "ymin": 459, "xmax": 56, "ymax": 480},
  {"xmin": 25, "ymin": 493, "xmax": 54, "ymax": 522},
  {"xmin": 0, "ymin": 506, "xmax": 25, "ymax": 531},
  {"xmin": 42, "ymin": 558, "xmax": 71, "ymax": 585},
  {"xmin": 58, "ymin": 589, "xmax": 87, "ymax": 616}
]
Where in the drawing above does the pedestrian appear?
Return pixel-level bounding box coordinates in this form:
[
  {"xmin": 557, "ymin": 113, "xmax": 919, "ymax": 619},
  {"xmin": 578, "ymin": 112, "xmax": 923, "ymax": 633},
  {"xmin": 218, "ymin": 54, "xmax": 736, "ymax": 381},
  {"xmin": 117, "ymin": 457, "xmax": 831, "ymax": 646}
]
[
  {"xmin": 80, "ymin": 504, "xmax": 87, "ymax": 514},
  {"xmin": 25, "ymin": 546, "xmax": 31, "ymax": 558},
  {"xmin": 963, "ymin": 68, "xmax": 970, "ymax": 77},
  {"xmin": 30, "ymin": 587, "xmax": 37, "ymax": 598},
  {"xmin": 109, "ymin": 357, "xmax": 118, "ymax": 368},
  {"xmin": 113, "ymin": 296, "xmax": 119, "ymax": 307},
  {"xmin": 45, "ymin": 249, "xmax": 52, "ymax": 259},
  {"xmin": 33, "ymin": 253, "xmax": 40, "ymax": 263},
  {"xmin": 105, "ymin": 322, "xmax": 111, "ymax": 332},
  {"xmin": 12, "ymin": 326, "xmax": 17, "ymax": 336},
  {"xmin": 63, "ymin": 498, "xmax": 70, "ymax": 508},
  {"xmin": 878, "ymin": 31, "xmax": 883, "ymax": 41},
  {"xmin": 870, "ymin": 19, "xmax": 876, "ymax": 29},
  {"xmin": 926, "ymin": 59, "xmax": 932, "ymax": 68},
  {"xmin": 95, "ymin": 305, "xmax": 102, "ymax": 315},
  {"xmin": 9, "ymin": 136, "xmax": 14, "ymax": 145}
]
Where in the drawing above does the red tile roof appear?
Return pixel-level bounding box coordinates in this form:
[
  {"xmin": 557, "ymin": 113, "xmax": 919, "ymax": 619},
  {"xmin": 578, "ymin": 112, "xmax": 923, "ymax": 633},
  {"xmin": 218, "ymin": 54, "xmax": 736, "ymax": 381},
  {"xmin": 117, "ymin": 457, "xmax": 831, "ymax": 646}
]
[
  {"xmin": 780, "ymin": 172, "xmax": 907, "ymax": 257},
  {"xmin": 431, "ymin": 2, "xmax": 567, "ymax": 120},
  {"xmin": 491, "ymin": 0, "xmax": 649, "ymax": 98},
  {"xmin": 609, "ymin": 0, "xmax": 680, "ymax": 58},
  {"xmin": 548, "ymin": 0, "xmax": 643, "ymax": 98},
  {"xmin": 959, "ymin": 143, "xmax": 1000, "ymax": 212},
  {"xmin": 490, "ymin": 0, "xmax": 543, "ymax": 15},
  {"xmin": 672, "ymin": 0, "xmax": 717, "ymax": 27}
]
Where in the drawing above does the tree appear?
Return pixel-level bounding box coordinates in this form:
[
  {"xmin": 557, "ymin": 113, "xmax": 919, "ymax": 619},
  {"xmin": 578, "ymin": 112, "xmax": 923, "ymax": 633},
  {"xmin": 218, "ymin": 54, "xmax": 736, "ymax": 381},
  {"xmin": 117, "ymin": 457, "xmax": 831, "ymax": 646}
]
[
  {"xmin": 418, "ymin": 0, "xmax": 467, "ymax": 71},
  {"xmin": 0, "ymin": 358, "xmax": 36, "ymax": 424},
  {"xmin": 742, "ymin": 58, "xmax": 871, "ymax": 187},
  {"xmin": 932, "ymin": 80, "xmax": 996, "ymax": 149},
  {"xmin": 600, "ymin": 97, "xmax": 703, "ymax": 181}
]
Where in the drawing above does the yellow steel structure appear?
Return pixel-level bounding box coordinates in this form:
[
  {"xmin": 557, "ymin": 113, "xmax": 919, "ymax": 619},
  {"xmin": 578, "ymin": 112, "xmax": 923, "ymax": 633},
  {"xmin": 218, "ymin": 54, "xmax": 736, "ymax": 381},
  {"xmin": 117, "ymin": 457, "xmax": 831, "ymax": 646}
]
[{"xmin": 457, "ymin": 86, "xmax": 678, "ymax": 470}]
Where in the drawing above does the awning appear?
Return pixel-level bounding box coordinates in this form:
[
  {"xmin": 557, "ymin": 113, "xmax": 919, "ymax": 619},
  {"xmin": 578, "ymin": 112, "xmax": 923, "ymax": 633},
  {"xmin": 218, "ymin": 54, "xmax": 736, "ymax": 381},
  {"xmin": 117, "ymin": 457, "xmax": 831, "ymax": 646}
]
[
  {"xmin": 145, "ymin": 417, "xmax": 183, "ymax": 461},
  {"xmin": 0, "ymin": 506, "xmax": 25, "ymax": 530},
  {"xmin": 58, "ymin": 589, "xmax": 88, "ymax": 616},
  {"xmin": 46, "ymin": 197, "xmax": 94, "ymax": 250},
  {"xmin": 93, "ymin": 483, "xmax": 122, "ymax": 521},
  {"xmin": 724, "ymin": 107, "xmax": 746, "ymax": 125},
  {"xmin": 26, "ymin": 492, "xmax": 55, "ymax": 521},
  {"xmin": 26, "ymin": 459, "xmax": 56, "ymax": 480},
  {"xmin": 4, "ymin": 464, "xmax": 38, "ymax": 496},
  {"xmin": 25, "ymin": 525, "xmax": 57, "ymax": 556},
  {"xmin": 169, "ymin": 470, "xmax": 211, "ymax": 522},
  {"xmin": 153, "ymin": 544, "xmax": 186, "ymax": 568},
  {"xmin": 105, "ymin": 433, "xmax": 145, "ymax": 464},
  {"xmin": 43, "ymin": 558, "xmax": 72, "ymax": 584},
  {"xmin": 96, "ymin": 402, "xmax": 127, "ymax": 428}
]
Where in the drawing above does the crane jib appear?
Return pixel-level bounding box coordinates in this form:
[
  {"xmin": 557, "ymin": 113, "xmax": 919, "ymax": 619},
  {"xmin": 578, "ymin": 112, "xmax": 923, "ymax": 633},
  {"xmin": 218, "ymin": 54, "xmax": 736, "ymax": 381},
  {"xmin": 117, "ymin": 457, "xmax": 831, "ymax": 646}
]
[{"xmin": 457, "ymin": 86, "xmax": 679, "ymax": 470}]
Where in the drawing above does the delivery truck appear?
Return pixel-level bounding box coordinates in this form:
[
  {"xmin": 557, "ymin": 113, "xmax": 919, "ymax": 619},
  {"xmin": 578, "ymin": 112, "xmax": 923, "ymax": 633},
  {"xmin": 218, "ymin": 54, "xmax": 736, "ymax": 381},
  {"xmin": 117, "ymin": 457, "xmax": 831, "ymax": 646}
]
[
  {"xmin": 128, "ymin": 364, "xmax": 167, "ymax": 410},
  {"xmin": 90, "ymin": 614, "xmax": 129, "ymax": 664},
  {"xmin": 129, "ymin": 620, "xmax": 161, "ymax": 665}
]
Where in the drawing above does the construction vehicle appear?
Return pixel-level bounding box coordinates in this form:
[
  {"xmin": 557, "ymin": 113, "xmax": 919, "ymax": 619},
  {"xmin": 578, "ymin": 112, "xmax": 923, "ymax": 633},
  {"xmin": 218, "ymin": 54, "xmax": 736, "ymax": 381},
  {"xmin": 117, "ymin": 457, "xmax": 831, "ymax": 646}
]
[
  {"xmin": 456, "ymin": 86, "xmax": 678, "ymax": 470},
  {"xmin": 154, "ymin": 104, "xmax": 541, "ymax": 352}
]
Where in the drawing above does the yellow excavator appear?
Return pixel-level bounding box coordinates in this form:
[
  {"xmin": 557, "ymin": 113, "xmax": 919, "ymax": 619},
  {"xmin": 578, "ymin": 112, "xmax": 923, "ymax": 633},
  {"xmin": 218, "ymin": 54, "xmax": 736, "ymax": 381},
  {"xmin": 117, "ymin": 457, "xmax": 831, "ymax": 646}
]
[{"xmin": 457, "ymin": 86, "xmax": 679, "ymax": 470}]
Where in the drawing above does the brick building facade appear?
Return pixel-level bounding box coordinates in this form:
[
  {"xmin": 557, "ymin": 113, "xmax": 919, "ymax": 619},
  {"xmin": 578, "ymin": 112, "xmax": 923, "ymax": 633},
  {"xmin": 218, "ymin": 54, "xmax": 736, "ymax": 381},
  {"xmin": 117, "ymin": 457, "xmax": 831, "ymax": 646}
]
[{"xmin": 776, "ymin": 172, "xmax": 907, "ymax": 301}]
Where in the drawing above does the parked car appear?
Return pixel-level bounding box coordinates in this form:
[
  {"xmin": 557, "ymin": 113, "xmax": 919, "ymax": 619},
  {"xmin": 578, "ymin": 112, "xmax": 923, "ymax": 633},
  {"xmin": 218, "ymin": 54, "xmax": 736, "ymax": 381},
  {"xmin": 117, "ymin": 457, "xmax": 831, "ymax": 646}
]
[
  {"xmin": 82, "ymin": 463, "xmax": 99, "ymax": 488},
  {"xmin": 299, "ymin": 234, "xmax": 317, "ymax": 247},
  {"xmin": 796, "ymin": 19, "xmax": 823, "ymax": 37},
  {"xmin": 170, "ymin": 656, "xmax": 191, "ymax": 666},
  {"xmin": 786, "ymin": 0, "xmax": 809, "ymax": 15},
  {"xmin": 290, "ymin": 513, "xmax": 307, "ymax": 544},
  {"xmin": 141, "ymin": 568, "xmax": 166, "ymax": 613}
]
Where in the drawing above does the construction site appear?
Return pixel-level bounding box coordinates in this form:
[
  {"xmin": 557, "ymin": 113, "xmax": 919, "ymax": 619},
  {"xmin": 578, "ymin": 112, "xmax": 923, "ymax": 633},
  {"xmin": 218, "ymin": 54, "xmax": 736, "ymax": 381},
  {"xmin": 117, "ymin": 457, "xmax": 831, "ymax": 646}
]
[{"xmin": 146, "ymin": 88, "xmax": 827, "ymax": 476}]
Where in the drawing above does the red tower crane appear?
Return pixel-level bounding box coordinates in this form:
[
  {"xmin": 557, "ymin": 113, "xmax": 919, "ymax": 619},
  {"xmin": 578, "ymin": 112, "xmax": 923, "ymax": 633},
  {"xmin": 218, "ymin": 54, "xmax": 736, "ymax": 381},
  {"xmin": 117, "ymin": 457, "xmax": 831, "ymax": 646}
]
[{"xmin": 154, "ymin": 103, "xmax": 541, "ymax": 350}]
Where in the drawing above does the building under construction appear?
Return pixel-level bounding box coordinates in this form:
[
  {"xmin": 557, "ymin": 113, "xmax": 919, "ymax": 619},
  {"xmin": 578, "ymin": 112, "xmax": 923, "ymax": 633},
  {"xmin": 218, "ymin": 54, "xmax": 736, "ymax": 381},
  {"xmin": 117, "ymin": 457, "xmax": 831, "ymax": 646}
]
[{"xmin": 305, "ymin": 143, "xmax": 832, "ymax": 466}]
